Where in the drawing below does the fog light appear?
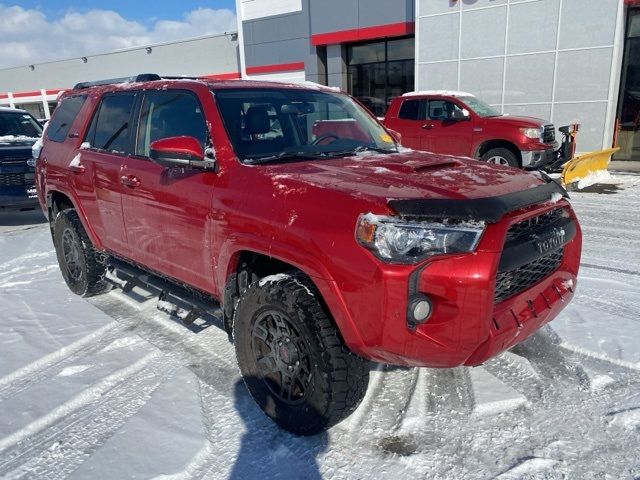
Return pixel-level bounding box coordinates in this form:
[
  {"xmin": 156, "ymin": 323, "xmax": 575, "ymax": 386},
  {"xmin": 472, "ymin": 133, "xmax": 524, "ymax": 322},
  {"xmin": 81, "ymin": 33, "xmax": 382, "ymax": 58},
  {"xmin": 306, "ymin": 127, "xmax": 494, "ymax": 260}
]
[
  {"xmin": 407, "ymin": 294, "xmax": 433, "ymax": 328},
  {"xmin": 413, "ymin": 300, "xmax": 431, "ymax": 321}
]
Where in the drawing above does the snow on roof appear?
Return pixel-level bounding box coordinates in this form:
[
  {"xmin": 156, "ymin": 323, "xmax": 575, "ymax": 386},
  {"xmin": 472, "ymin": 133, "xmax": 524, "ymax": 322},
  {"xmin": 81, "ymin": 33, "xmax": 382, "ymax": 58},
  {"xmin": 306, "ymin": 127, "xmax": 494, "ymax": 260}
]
[
  {"xmin": 402, "ymin": 90, "xmax": 475, "ymax": 98},
  {"xmin": 0, "ymin": 106, "xmax": 27, "ymax": 113}
]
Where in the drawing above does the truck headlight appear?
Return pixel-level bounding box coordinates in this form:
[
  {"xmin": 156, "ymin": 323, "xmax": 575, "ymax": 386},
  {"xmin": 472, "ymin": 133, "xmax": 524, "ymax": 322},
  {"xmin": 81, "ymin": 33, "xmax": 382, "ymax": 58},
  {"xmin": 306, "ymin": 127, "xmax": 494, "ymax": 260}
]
[
  {"xmin": 521, "ymin": 127, "xmax": 542, "ymax": 140},
  {"xmin": 356, "ymin": 214, "xmax": 485, "ymax": 264}
]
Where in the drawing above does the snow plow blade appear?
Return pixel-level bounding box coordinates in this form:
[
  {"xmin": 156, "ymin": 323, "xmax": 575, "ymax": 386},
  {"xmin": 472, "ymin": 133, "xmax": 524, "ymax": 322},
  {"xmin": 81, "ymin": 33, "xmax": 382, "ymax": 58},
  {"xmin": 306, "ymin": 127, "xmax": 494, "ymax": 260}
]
[{"xmin": 560, "ymin": 147, "xmax": 619, "ymax": 187}]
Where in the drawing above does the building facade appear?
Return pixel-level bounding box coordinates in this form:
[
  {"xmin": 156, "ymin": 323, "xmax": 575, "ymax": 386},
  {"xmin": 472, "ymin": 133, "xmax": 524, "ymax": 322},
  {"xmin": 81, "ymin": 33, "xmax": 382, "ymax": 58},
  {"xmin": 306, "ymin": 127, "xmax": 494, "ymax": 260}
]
[{"xmin": 2, "ymin": 0, "xmax": 639, "ymax": 158}]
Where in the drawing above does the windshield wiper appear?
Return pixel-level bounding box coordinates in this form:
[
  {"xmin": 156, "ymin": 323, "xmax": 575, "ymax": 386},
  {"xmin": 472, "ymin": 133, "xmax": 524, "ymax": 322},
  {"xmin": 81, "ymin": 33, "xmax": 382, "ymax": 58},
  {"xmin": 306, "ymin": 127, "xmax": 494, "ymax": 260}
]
[
  {"xmin": 243, "ymin": 151, "xmax": 330, "ymax": 166},
  {"xmin": 353, "ymin": 146, "xmax": 399, "ymax": 154}
]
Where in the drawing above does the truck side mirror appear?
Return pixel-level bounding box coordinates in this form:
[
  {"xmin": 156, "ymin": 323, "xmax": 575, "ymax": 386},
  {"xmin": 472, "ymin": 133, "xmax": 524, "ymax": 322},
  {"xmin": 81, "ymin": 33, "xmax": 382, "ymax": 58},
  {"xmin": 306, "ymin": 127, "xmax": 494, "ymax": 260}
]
[
  {"xmin": 451, "ymin": 109, "xmax": 470, "ymax": 121},
  {"xmin": 150, "ymin": 136, "xmax": 215, "ymax": 170}
]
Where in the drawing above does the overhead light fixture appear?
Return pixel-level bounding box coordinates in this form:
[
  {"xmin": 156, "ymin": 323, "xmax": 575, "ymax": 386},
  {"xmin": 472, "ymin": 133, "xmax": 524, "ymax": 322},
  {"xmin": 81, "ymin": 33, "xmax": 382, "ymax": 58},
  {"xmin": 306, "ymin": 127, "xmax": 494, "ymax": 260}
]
[
  {"xmin": 146, "ymin": 47, "xmax": 152, "ymax": 54},
  {"xmin": 29, "ymin": 65, "xmax": 35, "ymax": 71},
  {"xmin": 82, "ymin": 57, "xmax": 88, "ymax": 63}
]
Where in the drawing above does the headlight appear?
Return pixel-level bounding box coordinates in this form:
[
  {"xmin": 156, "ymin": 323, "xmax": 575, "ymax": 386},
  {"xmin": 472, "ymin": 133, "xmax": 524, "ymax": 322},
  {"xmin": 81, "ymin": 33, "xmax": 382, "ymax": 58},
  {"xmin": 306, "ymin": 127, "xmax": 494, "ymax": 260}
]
[
  {"xmin": 356, "ymin": 214, "xmax": 485, "ymax": 264},
  {"xmin": 521, "ymin": 127, "xmax": 542, "ymax": 140}
]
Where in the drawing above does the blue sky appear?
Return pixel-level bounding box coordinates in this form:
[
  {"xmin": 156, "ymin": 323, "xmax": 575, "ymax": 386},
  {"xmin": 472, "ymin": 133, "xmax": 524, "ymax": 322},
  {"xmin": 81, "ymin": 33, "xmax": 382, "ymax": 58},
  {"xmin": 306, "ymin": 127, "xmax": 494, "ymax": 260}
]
[
  {"xmin": 0, "ymin": 3, "xmax": 238, "ymax": 67},
  {"xmin": 13, "ymin": 1, "xmax": 237, "ymax": 23}
]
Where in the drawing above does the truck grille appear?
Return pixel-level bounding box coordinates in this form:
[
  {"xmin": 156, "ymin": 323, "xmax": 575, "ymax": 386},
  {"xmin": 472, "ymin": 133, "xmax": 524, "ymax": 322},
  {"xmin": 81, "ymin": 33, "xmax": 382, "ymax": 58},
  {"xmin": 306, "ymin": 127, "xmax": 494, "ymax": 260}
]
[
  {"xmin": 494, "ymin": 249, "xmax": 563, "ymax": 303},
  {"xmin": 0, "ymin": 173, "xmax": 27, "ymax": 186},
  {"xmin": 542, "ymin": 124, "xmax": 555, "ymax": 143},
  {"xmin": 505, "ymin": 208, "xmax": 565, "ymax": 242}
]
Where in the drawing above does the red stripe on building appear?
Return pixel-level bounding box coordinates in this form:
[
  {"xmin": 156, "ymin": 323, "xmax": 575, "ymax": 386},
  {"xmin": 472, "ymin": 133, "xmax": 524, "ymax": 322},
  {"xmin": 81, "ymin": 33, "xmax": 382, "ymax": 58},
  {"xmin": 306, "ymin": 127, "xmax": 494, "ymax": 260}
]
[
  {"xmin": 11, "ymin": 90, "xmax": 42, "ymax": 99},
  {"xmin": 311, "ymin": 22, "xmax": 415, "ymax": 46},
  {"xmin": 201, "ymin": 72, "xmax": 242, "ymax": 80},
  {"xmin": 246, "ymin": 62, "xmax": 306, "ymax": 75},
  {"xmin": 46, "ymin": 89, "xmax": 67, "ymax": 95},
  {"xmin": 0, "ymin": 93, "xmax": 8, "ymax": 99}
]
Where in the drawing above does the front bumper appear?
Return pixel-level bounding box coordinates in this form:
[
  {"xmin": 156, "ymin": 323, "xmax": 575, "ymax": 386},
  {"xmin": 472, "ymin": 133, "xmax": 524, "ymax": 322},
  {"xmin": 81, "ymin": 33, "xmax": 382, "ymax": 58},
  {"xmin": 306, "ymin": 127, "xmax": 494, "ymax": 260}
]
[
  {"xmin": 521, "ymin": 147, "xmax": 556, "ymax": 169},
  {"xmin": 345, "ymin": 200, "xmax": 581, "ymax": 368},
  {"xmin": 0, "ymin": 185, "xmax": 39, "ymax": 210}
]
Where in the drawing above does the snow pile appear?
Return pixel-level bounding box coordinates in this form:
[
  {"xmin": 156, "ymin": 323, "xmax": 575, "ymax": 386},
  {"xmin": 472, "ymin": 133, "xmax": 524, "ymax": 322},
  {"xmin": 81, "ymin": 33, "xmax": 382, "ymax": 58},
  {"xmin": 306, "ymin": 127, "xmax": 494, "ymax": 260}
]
[{"xmin": 575, "ymin": 169, "xmax": 613, "ymax": 189}]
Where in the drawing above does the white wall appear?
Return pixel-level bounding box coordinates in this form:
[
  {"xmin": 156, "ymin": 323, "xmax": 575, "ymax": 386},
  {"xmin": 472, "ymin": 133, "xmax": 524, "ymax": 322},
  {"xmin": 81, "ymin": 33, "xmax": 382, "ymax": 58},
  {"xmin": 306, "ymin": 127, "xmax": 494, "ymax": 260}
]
[
  {"xmin": 415, "ymin": 0, "xmax": 626, "ymax": 152},
  {"xmin": 240, "ymin": 0, "xmax": 302, "ymax": 21}
]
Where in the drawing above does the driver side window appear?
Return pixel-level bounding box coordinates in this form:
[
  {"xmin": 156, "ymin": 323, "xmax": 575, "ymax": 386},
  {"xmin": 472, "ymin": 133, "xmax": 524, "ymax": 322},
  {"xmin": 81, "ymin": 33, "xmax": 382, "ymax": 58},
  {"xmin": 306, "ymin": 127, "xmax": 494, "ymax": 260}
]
[
  {"xmin": 136, "ymin": 91, "xmax": 207, "ymax": 157},
  {"xmin": 427, "ymin": 100, "xmax": 463, "ymax": 121}
]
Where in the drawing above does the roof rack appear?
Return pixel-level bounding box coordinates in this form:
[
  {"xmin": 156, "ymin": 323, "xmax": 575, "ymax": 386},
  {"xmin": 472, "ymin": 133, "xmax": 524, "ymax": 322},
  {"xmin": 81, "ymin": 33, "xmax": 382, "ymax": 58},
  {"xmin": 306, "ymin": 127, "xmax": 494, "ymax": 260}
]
[
  {"xmin": 159, "ymin": 75, "xmax": 203, "ymax": 80},
  {"xmin": 73, "ymin": 73, "xmax": 161, "ymax": 90}
]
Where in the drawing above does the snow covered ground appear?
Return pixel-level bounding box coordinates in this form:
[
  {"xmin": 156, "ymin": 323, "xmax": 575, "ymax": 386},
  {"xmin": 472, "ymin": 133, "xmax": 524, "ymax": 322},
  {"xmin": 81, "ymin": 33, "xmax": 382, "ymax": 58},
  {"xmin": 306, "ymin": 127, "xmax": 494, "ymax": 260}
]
[{"xmin": 0, "ymin": 174, "xmax": 639, "ymax": 479}]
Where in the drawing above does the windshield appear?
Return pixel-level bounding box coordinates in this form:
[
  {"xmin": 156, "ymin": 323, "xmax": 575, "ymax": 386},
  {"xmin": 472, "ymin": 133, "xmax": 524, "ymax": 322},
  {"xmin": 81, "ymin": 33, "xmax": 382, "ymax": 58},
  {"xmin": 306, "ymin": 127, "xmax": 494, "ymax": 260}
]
[
  {"xmin": 0, "ymin": 111, "xmax": 43, "ymax": 142},
  {"xmin": 458, "ymin": 96, "xmax": 501, "ymax": 118},
  {"xmin": 213, "ymin": 88, "xmax": 398, "ymax": 163}
]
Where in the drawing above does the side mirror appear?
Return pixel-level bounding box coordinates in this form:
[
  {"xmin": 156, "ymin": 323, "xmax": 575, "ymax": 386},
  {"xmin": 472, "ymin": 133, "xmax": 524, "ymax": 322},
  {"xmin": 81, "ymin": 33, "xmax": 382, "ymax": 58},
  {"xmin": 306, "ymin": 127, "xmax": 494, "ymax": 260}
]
[
  {"xmin": 451, "ymin": 109, "xmax": 470, "ymax": 121},
  {"xmin": 149, "ymin": 136, "xmax": 215, "ymax": 170}
]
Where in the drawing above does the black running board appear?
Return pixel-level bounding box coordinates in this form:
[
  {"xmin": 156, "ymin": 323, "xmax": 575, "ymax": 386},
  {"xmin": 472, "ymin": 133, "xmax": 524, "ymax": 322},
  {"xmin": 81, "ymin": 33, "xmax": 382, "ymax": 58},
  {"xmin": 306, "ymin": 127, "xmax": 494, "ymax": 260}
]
[{"xmin": 104, "ymin": 258, "xmax": 223, "ymax": 334}]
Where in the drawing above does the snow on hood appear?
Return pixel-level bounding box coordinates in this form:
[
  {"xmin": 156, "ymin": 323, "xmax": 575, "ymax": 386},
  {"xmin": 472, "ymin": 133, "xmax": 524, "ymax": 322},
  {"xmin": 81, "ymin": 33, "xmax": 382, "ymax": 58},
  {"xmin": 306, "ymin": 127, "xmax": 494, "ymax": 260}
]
[
  {"xmin": 260, "ymin": 150, "xmax": 545, "ymax": 203},
  {"xmin": 0, "ymin": 135, "xmax": 39, "ymax": 145}
]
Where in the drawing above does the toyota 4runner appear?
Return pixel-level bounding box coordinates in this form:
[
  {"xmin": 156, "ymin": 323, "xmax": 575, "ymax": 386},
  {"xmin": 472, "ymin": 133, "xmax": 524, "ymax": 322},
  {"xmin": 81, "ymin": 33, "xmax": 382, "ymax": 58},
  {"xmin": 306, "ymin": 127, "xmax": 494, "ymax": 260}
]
[{"xmin": 36, "ymin": 74, "xmax": 582, "ymax": 435}]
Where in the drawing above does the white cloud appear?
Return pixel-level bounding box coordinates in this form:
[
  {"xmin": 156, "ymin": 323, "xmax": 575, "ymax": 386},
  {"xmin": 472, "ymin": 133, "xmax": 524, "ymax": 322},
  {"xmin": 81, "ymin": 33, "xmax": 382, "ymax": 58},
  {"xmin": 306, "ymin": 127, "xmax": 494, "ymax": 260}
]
[{"xmin": 0, "ymin": 4, "xmax": 237, "ymax": 68}]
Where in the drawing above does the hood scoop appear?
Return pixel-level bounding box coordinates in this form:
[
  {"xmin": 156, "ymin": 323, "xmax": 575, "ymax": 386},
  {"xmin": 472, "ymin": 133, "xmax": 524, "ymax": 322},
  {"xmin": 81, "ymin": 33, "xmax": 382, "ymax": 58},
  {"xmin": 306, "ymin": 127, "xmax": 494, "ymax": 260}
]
[{"xmin": 375, "ymin": 158, "xmax": 461, "ymax": 174}]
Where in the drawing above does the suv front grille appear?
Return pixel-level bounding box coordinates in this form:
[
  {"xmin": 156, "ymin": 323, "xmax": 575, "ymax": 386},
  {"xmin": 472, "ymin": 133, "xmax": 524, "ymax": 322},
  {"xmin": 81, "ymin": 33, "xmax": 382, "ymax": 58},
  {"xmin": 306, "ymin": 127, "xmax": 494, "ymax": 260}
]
[
  {"xmin": 542, "ymin": 124, "xmax": 555, "ymax": 143},
  {"xmin": 505, "ymin": 208, "xmax": 565, "ymax": 242},
  {"xmin": 494, "ymin": 249, "xmax": 563, "ymax": 303},
  {"xmin": 0, "ymin": 173, "xmax": 27, "ymax": 186}
]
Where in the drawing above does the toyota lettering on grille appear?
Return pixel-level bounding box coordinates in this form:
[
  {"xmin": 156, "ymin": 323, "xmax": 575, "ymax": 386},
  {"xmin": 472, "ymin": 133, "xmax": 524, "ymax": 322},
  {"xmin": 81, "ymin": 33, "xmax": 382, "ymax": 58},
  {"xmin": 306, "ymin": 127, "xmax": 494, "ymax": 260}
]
[{"xmin": 534, "ymin": 228, "xmax": 565, "ymax": 254}]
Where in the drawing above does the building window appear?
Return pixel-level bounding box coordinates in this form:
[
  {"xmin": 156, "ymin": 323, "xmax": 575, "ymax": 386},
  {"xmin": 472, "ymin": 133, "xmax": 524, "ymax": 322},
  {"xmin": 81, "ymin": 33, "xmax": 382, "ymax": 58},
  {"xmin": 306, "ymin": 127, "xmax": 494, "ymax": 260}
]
[
  {"xmin": 347, "ymin": 37, "xmax": 414, "ymax": 117},
  {"xmin": 617, "ymin": 8, "xmax": 640, "ymax": 160}
]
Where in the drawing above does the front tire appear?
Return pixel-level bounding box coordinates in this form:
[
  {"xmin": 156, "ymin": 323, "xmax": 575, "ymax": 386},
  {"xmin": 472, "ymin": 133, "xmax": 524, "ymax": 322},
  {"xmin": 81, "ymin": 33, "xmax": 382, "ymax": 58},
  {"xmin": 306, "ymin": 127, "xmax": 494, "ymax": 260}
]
[
  {"xmin": 233, "ymin": 273, "xmax": 369, "ymax": 435},
  {"xmin": 481, "ymin": 147, "xmax": 519, "ymax": 168},
  {"xmin": 52, "ymin": 209, "xmax": 108, "ymax": 297}
]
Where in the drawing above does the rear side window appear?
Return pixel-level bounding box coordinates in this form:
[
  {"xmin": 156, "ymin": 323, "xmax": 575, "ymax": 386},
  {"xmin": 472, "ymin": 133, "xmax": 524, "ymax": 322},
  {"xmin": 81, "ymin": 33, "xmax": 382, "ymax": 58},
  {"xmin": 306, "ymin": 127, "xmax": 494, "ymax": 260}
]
[
  {"xmin": 398, "ymin": 99, "xmax": 425, "ymax": 120},
  {"xmin": 47, "ymin": 95, "xmax": 86, "ymax": 142},
  {"xmin": 135, "ymin": 91, "xmax": 207, "ymax": 157},
  {"xmin": 86, "ymin": 93, "xmax": 136, "ymax": 154}
]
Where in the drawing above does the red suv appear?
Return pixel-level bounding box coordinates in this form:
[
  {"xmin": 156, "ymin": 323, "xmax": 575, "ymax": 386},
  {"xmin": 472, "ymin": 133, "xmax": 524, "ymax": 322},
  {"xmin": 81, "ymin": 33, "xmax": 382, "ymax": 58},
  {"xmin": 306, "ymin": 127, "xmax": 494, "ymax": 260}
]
[
  {"xmin": 384, "ymin": 91, "xmax": 558, "ymax": 169},
  {"xmin": 36, "ymin": 75, "xmax": 581, "ymax": 435}
]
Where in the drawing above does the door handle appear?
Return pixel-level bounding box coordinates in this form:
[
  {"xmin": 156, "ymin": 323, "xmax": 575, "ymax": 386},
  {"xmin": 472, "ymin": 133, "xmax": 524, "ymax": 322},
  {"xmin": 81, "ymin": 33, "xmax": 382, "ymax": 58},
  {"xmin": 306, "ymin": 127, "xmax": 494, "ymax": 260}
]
[
  {"xmin": 120, "ymin": 175, "xmax": 141, "ymax": 188},
  {"xmin": 69, "ymin": 164, "xmax": 85, "ymax": 173},
  {"xmin": 422, "ymin": 123, "xmax": 435, "ymax": 130}
]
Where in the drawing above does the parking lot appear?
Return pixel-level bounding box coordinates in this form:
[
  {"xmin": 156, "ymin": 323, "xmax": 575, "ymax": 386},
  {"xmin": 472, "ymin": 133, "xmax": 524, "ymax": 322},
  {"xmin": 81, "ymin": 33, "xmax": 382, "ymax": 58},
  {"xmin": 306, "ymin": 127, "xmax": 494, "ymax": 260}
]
[{"xmin": 0, "ymin": 173, "xmax": 639, "ymax": 479}]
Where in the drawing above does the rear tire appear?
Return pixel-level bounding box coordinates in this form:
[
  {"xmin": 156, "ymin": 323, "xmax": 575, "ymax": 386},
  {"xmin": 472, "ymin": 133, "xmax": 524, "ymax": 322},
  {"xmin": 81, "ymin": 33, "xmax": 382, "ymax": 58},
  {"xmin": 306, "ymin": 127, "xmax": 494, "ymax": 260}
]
[
  {"xmin": 52, "ymin": 209, "xmax": 109, "ymax": 297},
  {"xmin": 233, "ymin": 272, "xmax": 369, "ymax": 435},
  {"xmin": 481, "ymin": 147, "xmax": 519, "ymax": 168}
]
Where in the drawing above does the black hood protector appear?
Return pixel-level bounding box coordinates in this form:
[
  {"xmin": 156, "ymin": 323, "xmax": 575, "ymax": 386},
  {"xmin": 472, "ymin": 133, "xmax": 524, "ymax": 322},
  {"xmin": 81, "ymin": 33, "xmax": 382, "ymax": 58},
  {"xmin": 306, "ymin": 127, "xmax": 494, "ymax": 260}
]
[{"xmin": 388, "ymin": 180, "xmax": 568, "ymax": 223}]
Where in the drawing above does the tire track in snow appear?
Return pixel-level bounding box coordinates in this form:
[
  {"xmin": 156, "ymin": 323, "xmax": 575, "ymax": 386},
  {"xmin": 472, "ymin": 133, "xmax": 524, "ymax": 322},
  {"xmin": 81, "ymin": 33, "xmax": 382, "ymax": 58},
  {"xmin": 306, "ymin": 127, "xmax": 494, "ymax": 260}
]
[
  {"xmin": 484, "ymin": 352, "xmax": 548, "ymax": 403},
  {"xmin": 344, "ymin": 364, "xmax": 419, "ymax": 436},
  {"xmin": 0, "ymin": 351, "xmax": 179, "ymax": 480},
  {"xmin": 0, "ymin": 322, "xmax": 126, "ymax": 402}
]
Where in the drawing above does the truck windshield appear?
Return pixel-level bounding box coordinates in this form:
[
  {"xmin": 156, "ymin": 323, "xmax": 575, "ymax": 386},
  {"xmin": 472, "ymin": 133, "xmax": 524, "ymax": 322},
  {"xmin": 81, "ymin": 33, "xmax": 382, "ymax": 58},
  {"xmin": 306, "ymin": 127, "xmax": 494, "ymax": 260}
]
[
  {"xmin": 0, "ymin": 111, "xmax": 43, "ymax": 142},
  {"xmin": 213, "ymin": 87, "xmax": 398, "ymax": 163},
  {"xmin": 458, "ymin": 96, "xmax": 501, "ymax": 118}
]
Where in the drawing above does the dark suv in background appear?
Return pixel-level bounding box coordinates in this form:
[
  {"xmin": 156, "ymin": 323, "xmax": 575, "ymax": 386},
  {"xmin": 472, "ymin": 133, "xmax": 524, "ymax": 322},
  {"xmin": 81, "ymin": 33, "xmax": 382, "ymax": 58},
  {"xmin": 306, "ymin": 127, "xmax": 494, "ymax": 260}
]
[{"xmin": 0, "ymin": 107, "xmax": 43, "ymax": 210}]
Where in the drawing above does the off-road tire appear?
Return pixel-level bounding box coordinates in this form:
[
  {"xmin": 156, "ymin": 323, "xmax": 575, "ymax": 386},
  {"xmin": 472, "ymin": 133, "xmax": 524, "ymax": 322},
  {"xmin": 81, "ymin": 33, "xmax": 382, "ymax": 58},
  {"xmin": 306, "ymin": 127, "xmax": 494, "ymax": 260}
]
[
  {"xmin": 481, "ymin": 147, "xmax": 519, "ymax": 168},
  {"xmin": 53, "ymin": 209, "xmax": 109, "ymax": 297},
  {"xmin": 233, "ymin": 272, "xmax": 369, "ymax": 435},
  {"xmin": 223, "ymin": 263, "xmax": 259, "ymax": 337}
]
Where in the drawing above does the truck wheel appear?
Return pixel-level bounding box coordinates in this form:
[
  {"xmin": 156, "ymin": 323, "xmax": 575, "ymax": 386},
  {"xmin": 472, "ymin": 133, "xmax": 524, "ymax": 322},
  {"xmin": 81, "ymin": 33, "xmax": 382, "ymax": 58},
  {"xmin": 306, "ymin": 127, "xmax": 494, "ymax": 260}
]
[
  {"xmin": 481, "ymin": 148, "xmax": 519, "ymax": 168},
  {"xmin": 233, "ymin": 272, "xmax": 369, "ymax": 435},
  {"xmin": 52, "ymin": 209, "xmax": 108, "ymax": 297}
]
